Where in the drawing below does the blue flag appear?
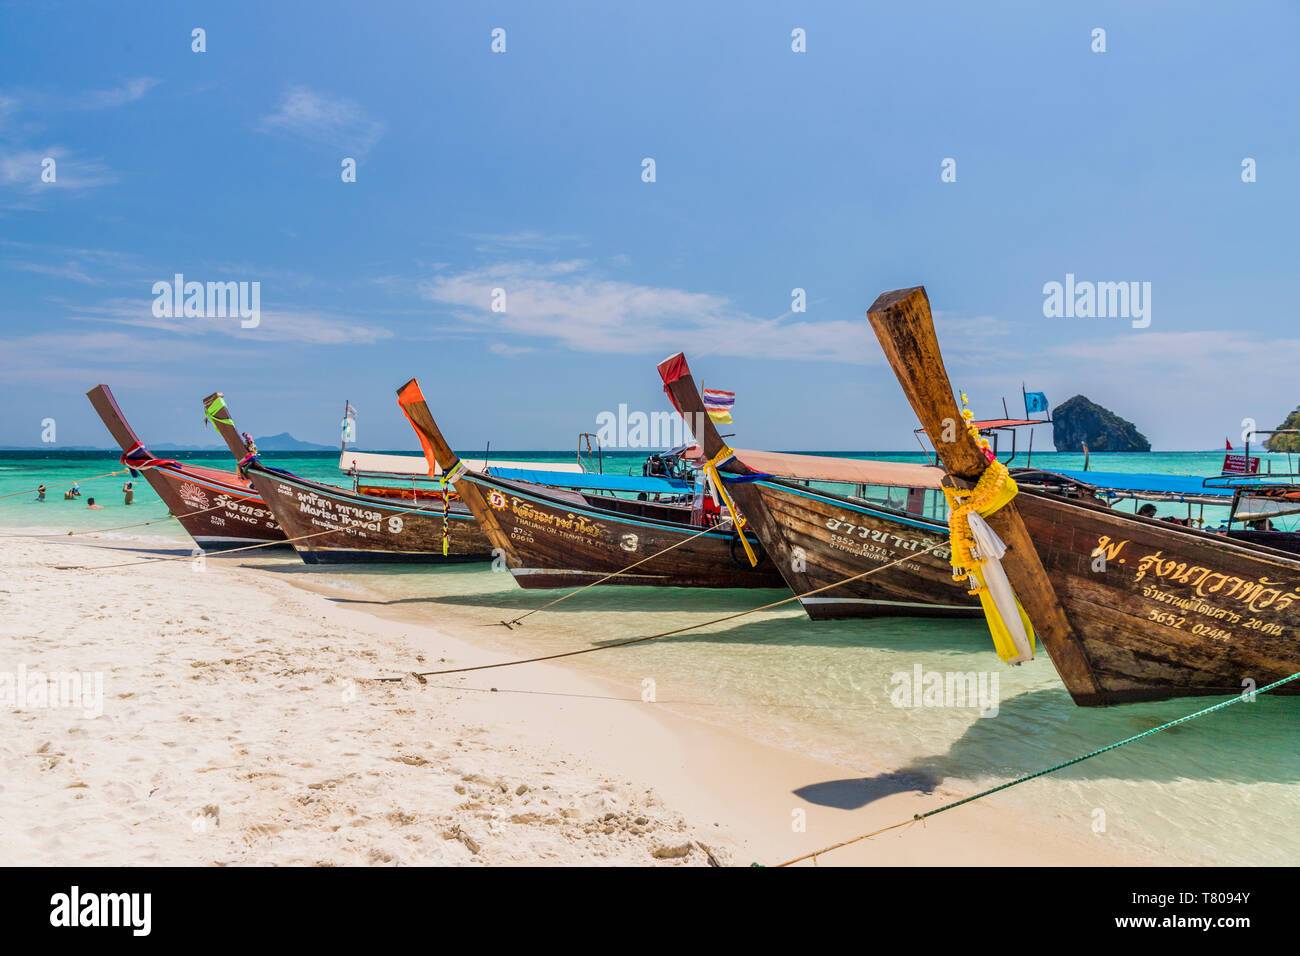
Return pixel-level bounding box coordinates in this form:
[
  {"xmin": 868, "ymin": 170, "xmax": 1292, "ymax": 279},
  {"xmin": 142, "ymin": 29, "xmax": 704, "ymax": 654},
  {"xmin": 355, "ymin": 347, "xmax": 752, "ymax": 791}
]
[{"xmin": 1024, "ymin": 391, "xmax": 1049, "ymax": 414}]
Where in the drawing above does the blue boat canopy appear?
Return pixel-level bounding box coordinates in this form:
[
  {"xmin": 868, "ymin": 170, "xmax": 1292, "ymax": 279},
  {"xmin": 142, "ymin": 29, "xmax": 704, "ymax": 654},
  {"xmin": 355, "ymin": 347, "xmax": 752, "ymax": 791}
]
[
  {"xmin": 1047, "ymin": 470, "xmax": 1233, "ymax": 498},
  {"xmin": 488, "ymin": 467, "xmax": 694, "ymax": 495}
]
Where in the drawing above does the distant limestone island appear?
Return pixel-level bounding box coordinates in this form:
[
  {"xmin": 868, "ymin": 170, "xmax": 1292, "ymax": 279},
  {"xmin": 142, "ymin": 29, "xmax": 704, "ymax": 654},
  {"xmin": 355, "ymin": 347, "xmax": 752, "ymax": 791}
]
[
  {"xmin": 1052, "ymin": 395, "xmax": 1151, "ymax": 453},
  {"xmin": 1266, "ymin": 407, "xmax": 1300, "ymax": 452}
]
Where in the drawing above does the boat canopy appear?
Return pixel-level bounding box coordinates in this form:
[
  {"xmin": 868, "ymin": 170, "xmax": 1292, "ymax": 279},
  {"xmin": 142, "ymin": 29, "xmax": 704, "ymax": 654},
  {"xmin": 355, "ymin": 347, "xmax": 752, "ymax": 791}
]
[
  {"xmin": 1048, "ymin": 469, "xmax": 1233, "ymax": 498},
  {"xmin": 1234, "ymin": 495, "xmax": 1300, "ymax": 521},
  {"xmin": 490, "ymin": 468, "xmax": 693, "ymax": 495},
  {"xmin": 734, "ymin": 449, "xmax": 945, "ymax": 489},
  {"xmin": 339, "ymin": 450, "xmax": 584, "ymax": 477},
  {"xmin": 671, "ymin": 445, "xmax": 943, "ymax": 488}
]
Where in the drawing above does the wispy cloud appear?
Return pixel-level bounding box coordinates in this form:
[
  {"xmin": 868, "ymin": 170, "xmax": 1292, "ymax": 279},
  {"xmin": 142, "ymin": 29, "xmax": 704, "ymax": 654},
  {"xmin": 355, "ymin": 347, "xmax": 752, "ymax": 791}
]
[
  {"xmin": 68, "ymin": 297, "xmax": 394, "ymax": 346},
  {"xmin": 467, "ymin": 231, "xmax": 589, "ymax": 253},
  {"xmin": 0, "ymin": 146, "xmax": 115, "ymax": 196},
  {"xmin": 420, "ymin": 259, "xmax": 885, "ymax": 363},
  {"xmin": 79, "ymin": 77, "xmax": 159, "ymax": 109},
  {"xmin": 258, "ymin": 86, "xmax": 385, "ymax": 156},
  {"xmin": 0, "ymin": 329, "xmax": 249, "ymax": 386},
  {"xmin": 489, "ymin": 342, "xmax": 536, "ymax": 358},
  {"xmin": 0, "ymin": 241, "xmax": 153, "ymax": 285},
  {"xmin": 0, "ymin": 79, "xmax": 147, "ymax": 202},
  {"xmin": 7, "ymin": 260, "xmax": 103, "ymax": 284}
]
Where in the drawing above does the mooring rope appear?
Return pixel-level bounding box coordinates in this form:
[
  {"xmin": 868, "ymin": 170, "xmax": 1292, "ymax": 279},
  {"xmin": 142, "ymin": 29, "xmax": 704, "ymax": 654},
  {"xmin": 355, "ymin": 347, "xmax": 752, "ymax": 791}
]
[
  {"xmin": 3, "ymin": 497, "xmax": 237, "ymax": 538},
  {"xmin": 373, "ymin": 540, "xmax": 949, "ymax": 681},
  {"xmin": 51, "ymin": 496, "xmax": 442, "ymax": 571},
  {"xmin": 770, "ymin": 669, "xmax": 1300, "ymax": 867},
  {"xmin": 0, "ymin": 470, "xmax": 129, "ymax": 503},
  {"xmin": 59, "ymin": 496, "xmax": 242, "ymax": 536},
  {"xmin": 494, "ymin": 519, "xmax": 743, "ymax": 628}
]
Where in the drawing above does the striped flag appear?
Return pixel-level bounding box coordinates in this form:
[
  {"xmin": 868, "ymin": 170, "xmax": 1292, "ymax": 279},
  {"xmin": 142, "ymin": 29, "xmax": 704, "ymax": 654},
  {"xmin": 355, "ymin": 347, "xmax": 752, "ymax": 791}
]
[{"xmin": 703, "ymin": 387, "xmax": 735, "ymax": 424}]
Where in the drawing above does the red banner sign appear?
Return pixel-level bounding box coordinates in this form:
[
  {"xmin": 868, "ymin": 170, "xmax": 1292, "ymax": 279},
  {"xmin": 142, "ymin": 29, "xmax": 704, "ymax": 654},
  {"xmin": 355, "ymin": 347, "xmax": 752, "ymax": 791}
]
[{"xmin": 1222, "ymin": 454, "xmax": 1260, "ymax": 475}]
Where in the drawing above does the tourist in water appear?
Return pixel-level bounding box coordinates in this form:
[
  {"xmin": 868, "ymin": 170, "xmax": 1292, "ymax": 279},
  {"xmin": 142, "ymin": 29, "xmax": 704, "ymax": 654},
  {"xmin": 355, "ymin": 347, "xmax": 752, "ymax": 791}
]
[
  {"xmin": 36, "ymin": 484, "xmax": 46, "ymax": 501},
  {"xmin": 87, "ymin": 497, "xmax": 103, "ymax": 510},
  {"xmin": 1138, "ymin": 503, "xmax": 1157, "ymax": 518},
  {"xmin": 123, "ymin": 481, "xmax": 135, "ymax": 505}
]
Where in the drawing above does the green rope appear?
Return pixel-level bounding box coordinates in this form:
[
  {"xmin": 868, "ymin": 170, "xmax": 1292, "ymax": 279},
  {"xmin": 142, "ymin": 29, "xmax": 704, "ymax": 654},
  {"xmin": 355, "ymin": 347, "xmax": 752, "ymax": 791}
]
[
  {"xmin": 772, "ymin": 670, "xmax": 1300, "ymax": 867},
  {"xmin": 204, "ymin": 396, "xmax": 233, "ymax": 429}
]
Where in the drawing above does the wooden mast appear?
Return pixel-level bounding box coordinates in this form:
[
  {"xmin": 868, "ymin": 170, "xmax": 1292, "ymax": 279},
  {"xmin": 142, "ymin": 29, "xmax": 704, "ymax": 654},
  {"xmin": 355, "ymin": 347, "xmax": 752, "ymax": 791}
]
[{"xmin": 866, "ymin": 287, "xmax": 1105, "ymax": 704}]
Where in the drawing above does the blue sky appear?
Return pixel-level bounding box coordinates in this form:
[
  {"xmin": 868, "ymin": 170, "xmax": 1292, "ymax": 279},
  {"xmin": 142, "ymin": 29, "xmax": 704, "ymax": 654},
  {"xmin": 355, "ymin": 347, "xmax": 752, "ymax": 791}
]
[{"xmin": 2, "ymin": 1, "xmax": 1297, "ymax": 451}]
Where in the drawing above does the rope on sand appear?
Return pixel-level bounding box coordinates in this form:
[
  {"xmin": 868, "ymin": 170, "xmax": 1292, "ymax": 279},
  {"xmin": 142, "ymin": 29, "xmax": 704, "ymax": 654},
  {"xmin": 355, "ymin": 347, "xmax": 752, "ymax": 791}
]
[
  {"xmin": 50, "ymin": 498, "xmax": 444, "ymax": 571},
  {"xmin": 372, "ymin": 541, "xmax": 949, "ymax": 681},
  {"xmin": 492, "ymin": 520, "xmax": 746, "ymax": 629},
  {"xmin": 768, "ymin": 670, "xmax": 1300, "ymax": 867}
]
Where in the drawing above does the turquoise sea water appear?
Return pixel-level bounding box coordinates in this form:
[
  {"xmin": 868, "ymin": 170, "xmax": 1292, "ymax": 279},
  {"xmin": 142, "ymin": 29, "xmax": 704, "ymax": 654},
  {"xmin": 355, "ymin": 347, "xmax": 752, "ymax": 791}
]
[{"xmin": 3, "ymin": 447, "xmax": 1297, "ymax": 865}]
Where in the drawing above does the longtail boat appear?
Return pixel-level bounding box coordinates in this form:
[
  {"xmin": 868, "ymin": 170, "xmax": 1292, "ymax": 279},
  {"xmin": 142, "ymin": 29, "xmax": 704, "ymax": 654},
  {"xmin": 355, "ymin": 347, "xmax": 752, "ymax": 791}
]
[
  {"xmin": 200, "ymin": 391, "xmax": 493, "ymax": 564},
  {"xmin": 86, "ymin": 385, "xmax": 285, "ymax": 550},
  {"xmin": 867, "ymin": 286, "xmax": 1300, "ymax": 705},
  {"xmin": 395, "ymin": 378, "xmax": 787, "ymax": 589},
  {"xmin": 657, "ymin": 353, "xmax": 978, "ymax": 620}
]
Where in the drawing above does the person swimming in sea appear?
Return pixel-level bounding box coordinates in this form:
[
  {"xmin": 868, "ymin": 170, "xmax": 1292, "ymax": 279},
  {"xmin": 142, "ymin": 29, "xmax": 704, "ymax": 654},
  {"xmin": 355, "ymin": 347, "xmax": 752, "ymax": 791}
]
[
  {"xmin": 87, "ymin": 497, "xmax": 102, "ymax": 510},
  {"xmin": 123, "ymin": 481, "xmax": 134, "ymax": 505},
  {"xmin": 36, "ymin": 484, "xmax": 46, "ymax": 501}
]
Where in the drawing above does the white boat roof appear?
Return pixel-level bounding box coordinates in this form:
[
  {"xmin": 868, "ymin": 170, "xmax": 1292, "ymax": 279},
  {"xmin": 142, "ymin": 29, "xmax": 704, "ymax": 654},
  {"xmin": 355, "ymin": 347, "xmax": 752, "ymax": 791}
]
[{"xmin": 338, "ymin": 449, "xmax": 584, "ymax": 477}]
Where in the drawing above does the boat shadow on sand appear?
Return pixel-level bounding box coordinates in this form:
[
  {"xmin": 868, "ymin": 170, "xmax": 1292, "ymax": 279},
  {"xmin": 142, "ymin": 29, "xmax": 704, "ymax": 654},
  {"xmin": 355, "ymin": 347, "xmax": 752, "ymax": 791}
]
[{"xmin": 794, "ymin": 688, "xmax": 1299, "ymax": 809}]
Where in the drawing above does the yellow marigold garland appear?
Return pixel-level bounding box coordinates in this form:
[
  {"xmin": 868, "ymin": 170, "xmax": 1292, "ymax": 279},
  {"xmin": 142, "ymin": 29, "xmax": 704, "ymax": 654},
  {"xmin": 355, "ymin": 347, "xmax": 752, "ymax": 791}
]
[{"xmin": 941, "ymin": 396, "xmax": 1018, "ymax": 593}]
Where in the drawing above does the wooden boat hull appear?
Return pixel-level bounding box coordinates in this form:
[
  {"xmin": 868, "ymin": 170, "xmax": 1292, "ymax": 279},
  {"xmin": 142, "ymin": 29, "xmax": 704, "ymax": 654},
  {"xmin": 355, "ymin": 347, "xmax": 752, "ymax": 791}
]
[
  {"xmin": 1226, "ymin": 529, "xmax": 1300, "ymax": 557},
  {"xmin": 241, "ymin": 467, "xmax": 493, "ymax": 564},
  {"xmin": 1017, "ymin": 489, "xmax": 1300, "ymax": 702},
  {"xmin": 743, "ymin": 480, "xmax": 979, "ymax": 619},
  {"xmin": 86, "ymin": 385, "xmax": 285, "ymax": 550},
  {"xmin": 867, "ymin": 285, "xmax": 1300, "ymax": 705},
  {"xmin": 654, "ymin": 352, "xmax": 975, "ymax": 618},
  {"xmin": 457, "ymin": 472, "xmax": 787, "ymax": 590},
  {"xmin": 143, "ymin": 462, "xmax": 284, "ymax": 550}
]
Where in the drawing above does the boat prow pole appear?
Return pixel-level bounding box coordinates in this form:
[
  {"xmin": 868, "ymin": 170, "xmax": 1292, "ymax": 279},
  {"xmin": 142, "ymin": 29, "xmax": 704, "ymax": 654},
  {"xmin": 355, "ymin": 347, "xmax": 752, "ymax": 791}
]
[
  {"xmin": 394, "ymin": 378, "xmax": 461, "ymax": 476},
  {"xmin": 866, "ymin": 287, "xmax": 1105, "ymax": 705},
  {"xmin": 201, "ymin": 391, "xmax": 257, "ymax": 463},
  {"xmin": 657, "ymin": 352, "xmax": 747, "ymax": 469}
]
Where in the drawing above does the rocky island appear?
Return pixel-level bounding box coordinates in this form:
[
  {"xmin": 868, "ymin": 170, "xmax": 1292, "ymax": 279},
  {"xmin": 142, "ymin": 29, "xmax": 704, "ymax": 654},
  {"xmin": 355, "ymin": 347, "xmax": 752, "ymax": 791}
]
[
  {"xmin": 1052, "ymin": 395, "xmax": 1151, "ymax": 452},
  {"xmin": 1264, "ymin": 407, "xmax": 1300, "ymax": 451}
]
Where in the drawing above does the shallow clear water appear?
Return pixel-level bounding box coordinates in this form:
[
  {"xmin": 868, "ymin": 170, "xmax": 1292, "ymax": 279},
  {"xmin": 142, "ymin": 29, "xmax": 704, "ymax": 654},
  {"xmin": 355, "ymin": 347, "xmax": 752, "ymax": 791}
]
[{"xmin": 3, "ymin": 448, "xmax": 1297, "ymax": 864}]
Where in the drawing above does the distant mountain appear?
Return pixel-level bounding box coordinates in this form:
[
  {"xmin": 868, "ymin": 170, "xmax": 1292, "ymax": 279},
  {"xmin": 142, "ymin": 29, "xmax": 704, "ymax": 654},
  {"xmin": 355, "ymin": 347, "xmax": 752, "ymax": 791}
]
[
  {"xmin": 0, "ymin": 445, "xmax": 107, "ymax": 451},
  {"xmin": 1052, "ymin": 395, "xmax": 1151, "ymax": 452},
  {"xmin": 1, "ymin": 432, "xmax": 332, "ymax": 451},
  {"xmin": 1266, "ymin": 407, "xmax": 1300, "ymax": 452},
  {"xmin": 247, "ymin": 432, "xmax": 335, "ymax": 451}
]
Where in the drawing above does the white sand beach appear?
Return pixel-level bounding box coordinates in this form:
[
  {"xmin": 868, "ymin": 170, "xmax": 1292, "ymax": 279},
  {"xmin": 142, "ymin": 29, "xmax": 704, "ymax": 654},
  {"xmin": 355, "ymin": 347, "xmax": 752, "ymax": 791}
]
[{"xmin": 0, "ymin": 534, "xmax": 1139, "ymax": 867}]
